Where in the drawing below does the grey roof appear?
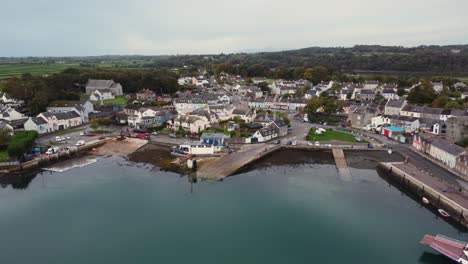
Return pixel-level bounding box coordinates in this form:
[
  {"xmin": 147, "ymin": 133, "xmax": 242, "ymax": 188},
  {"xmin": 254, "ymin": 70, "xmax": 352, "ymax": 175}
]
[
  {"xmin": 450, "ymin": 109, "xmax": 468, "ymax": 117},
  {"xmin": 273, "ymin": 119, "xmax": 287, "ymax": 128},
  {"xmin": 0, "ymin": 120, "xmax": 10, "ymax": 129},
  {"xmin": 431, "ymin": 139, "xmax": 465, "ymax": 156},
  {"xmin": 422, "ymin": 107, "xmax": 443, "ymax": 115},
  {"xmin": 41, "ymin": 111, "xmax": 80, "ymax": 120},
  {"xmin": 55, "ymin": 111, "xmax": 80, "ymax": 120},
  {"xmin": 95, "ymin": 89, "xmax": 112, "ymax": 94},
  {"xmin": 31, "ymin": 117, "xmax": 48, "ymax": 125},
  {"xmin": 390, "ymin": 115, "xmax": 419, "ymax": 122},
  {"xmin": 360, "ymin": 89, "xmax": 375, "ymax": 95},
  {"xmin": 259, "ymin": 125, "xmax": 276, "ymax": 137},
  {"xmin": 383, "ymin": 88, "xmax": 396, "ymax": 94},
  {"xmin": 386, "ymin": 100, "xmax": 406, "ymax": 108},
  {"xmin": 86, "ymin": 79, "xmax": 115, "ymax": 89}
]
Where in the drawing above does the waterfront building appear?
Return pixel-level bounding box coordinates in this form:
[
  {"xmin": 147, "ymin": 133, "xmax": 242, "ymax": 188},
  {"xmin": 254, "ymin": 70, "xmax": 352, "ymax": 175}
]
[{"xmin": 429, "ymin": 138, "xmax": 465, "ymax": 169}]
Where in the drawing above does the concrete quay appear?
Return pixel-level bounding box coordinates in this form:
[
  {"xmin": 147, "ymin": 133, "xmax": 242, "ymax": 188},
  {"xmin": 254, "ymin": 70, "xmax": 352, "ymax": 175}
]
[{"xmin": 379, "ymin": 162, "xmax": 468, "ymax": 228}]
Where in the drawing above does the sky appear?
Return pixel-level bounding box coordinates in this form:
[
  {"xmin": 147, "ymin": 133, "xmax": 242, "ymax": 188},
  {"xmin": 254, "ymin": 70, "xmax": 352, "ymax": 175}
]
[{"xmin": 1, "ymin": 0, "xmax": 468, "ymax": 56}]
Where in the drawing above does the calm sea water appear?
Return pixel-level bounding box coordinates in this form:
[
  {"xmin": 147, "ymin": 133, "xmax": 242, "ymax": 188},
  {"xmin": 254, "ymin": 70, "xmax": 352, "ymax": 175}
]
[{"xmin": 0, "ymin": 157, "xmax": 465, "ymax": 264}]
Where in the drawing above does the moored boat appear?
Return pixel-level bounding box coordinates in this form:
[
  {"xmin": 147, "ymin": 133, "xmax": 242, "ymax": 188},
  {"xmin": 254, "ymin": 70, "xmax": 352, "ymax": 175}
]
[
  {"xmin": 438, "ymin": 209, "xmax": 450, "ymax": 218},
  {"xmin": 422, "ymin": 197, "xmax": 429, "ymax": 205}
]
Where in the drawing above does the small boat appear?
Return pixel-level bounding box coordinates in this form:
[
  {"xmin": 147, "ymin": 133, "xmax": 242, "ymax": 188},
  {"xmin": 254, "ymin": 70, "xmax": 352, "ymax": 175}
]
[
  {"xmin": 438, "ymin": 209, "xmax": 450, "ymax": 218},
  {"xmin": 387, "ymin": 149, "xmax": 393, "ymax": 155},
  {"xmin": 422, "ymin": 197, "xmax": 429, "ymax": 205}
]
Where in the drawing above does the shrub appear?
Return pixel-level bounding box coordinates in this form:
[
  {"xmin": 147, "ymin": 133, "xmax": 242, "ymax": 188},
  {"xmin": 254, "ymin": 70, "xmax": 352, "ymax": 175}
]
[{"xmin": 7, "ymin": 131, "xmax": 38, "ymax": 159}]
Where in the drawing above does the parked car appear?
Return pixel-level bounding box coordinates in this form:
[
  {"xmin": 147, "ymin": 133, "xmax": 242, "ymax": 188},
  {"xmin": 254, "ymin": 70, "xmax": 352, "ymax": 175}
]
[
  {"xmin": 287, "ymin": 141, "xmax": 292, "ymax": 145},
  {"xmin": 75, "ymin": 140, "xmax": 85, "ymax": 146},
  {"xmin": 65, "ymin": 136, "xmax": 71, "ymax": 140},
  {"xmin": 292, "ymin": 141, "xmax": 297, "ymax": 146},
  {"xmin": 151, "ymin": 131, "xmax": 159, "ymax": 135},
  {"xmin": 55, "ymin": 136, "xmax": 62, "ymax": 142},
  {"xmin": 169, "ymin": 134, "xmax": 177, "ymax": 138},
  {"xmin": 98, "ymin": 135, "xmax": 106, "ymax": 140},
  {"xmin": 368, "ymin": 143, "xmax": 374, "ymax": 149},
  {"xmin": 46, "ymin": 147, "xmax": 59, "ymax": 155},
  {"xmin": 79, "ymin": 132, "xmax": 85, "ymax": 136},
  {"xmin": 273, "ymin": 140, "xmax": 281, "ymax": 144},
  {"xmin": 315, "ymin": 141, "xmax": 320, "ymax": 147},
  {"xmin": 307, "ymin": 141, "xmax": 313, "ymax": 146}
]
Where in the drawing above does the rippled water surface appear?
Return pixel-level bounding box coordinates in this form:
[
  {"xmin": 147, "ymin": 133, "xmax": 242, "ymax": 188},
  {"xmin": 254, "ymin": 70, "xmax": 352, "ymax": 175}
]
[{"xmin": 0, "ymin": 157, "xmax": 464, "ymax": 264}]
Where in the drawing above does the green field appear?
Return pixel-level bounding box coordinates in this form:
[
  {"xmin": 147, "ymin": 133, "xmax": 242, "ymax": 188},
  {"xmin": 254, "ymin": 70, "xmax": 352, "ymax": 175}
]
[
  {"xmin": 308, "ymin": 128, "xmax": 367, "ymax": 143},
  {"xmin": 0, "ymin": 64, "xmax": 80, "ymax": 79},
  {"xmin": 101, "ymin": 96, "xmax": 128, "ymax": 106}
]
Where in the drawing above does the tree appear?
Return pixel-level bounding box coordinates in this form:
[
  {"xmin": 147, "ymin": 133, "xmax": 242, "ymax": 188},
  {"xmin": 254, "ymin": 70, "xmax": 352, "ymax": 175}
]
[
  {"xmin": 397, "ymin": 88, "xmax": 405, "ymax": 97},
  {"xmin": 7, "ymin": 131, "xmax": 38, "ymax": 159},
  {"xmin": 305, "ymin": 97, "xmax": 323, "ymax": 114},
  {"xmin": 257, "ymin": 82, "xmax": 270, "ymax": 93},
  {"xmin": 304, "ymin": 66, "xmax": 331, "ymax": 84},
  {"xmin": 0, "ymin": 128, "xmax": 12, "ymax": 146},
  {"xmin": 407, "ymin": 80, "xmax": 436, "ymax": 105},
  {"xmin": 90, "ymin": 119, "xmax": 100, "ymax": 130},
  {"xmin": 445, "ymin": 101, "xmax": 463, "ymax": 109}
]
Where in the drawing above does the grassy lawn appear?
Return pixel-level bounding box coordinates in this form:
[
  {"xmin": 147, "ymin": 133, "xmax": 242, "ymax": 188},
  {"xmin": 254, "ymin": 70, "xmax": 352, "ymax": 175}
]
[
  {"xmin": 102, "ymin": 96, "xmax": 128, "ymax": 106},
  {"xmin": 0, "ymin": 150, "xmax": 9, "ymax": 162},
  {"xmin": 308, "ymin": 128, "xmax": 367, "ymax": 143}
]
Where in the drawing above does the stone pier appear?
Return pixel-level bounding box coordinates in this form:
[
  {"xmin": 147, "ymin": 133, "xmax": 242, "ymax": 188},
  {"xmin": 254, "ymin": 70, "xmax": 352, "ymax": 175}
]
[{"xmin": 332, "ymin": 148, "xmax": 351, "ymax": 178}]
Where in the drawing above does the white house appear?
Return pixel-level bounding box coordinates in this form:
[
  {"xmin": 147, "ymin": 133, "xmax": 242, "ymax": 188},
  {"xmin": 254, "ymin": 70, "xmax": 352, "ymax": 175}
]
[
  {"xmin": 0, "ymin": 106, "xmax": 24, "ymax": 121},
  {"xmin": 218, "ymin": 94, "xmax": 231, "ymax": 104},
  {"xmin": 431, "ymin": 82, "xmax": 444, "ymax": 93},
  {"xmin": 232, "ymin": 108, "xmax": 256, "ymax": 123},
  {"xmin": 47, "ymin": 100, "xmax": 94, "ymax": 123},
  {"xmin": 167, "ymin": 115, "xmax": 210, "ymax": 134},
  {"xmin": 24, "ymin": 117, "xmax": 49, "ymax": 134},
  {"xmin": 90, "ymin": 89, "xmax": 115, "ymax": 101},
  {"xmin": 249, "ymin": 124, "xmax": 278, "ymax": 143},
  {"xmin": 127, "ymin": 107, "xmax": 159, "ymax": 128},
  {"xmin": 382, "ymin": 88, "xmax": 399, "ymax": 100}
]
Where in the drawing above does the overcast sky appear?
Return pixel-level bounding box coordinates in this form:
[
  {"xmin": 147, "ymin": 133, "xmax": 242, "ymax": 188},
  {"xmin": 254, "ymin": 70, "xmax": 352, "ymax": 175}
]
[{"xmin": 2, "ymin": 0, "xmax": 468, "ymax": 56}]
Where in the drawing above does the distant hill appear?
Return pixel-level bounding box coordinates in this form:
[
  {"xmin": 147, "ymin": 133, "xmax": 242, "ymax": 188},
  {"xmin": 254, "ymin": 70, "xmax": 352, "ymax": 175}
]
[{"xmin": 2, "ymin": 45, "xmax": 468, "ymax": 77}]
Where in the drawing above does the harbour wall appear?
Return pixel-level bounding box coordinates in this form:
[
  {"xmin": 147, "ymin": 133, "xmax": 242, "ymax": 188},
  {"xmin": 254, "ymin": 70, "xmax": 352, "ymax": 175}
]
[
  {"xmin": 378, "ymin": 162, "xmax": 468, "ymax": 229},
  {"xmin": 0, "ymin": 139, "xmax": 109, "ymax": 175}
]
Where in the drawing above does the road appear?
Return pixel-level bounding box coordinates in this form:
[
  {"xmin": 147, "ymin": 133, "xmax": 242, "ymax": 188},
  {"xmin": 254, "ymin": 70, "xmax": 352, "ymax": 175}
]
[{"xmin": 327, "ymin": 125, "xmax": 468, "ymax": 190}]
